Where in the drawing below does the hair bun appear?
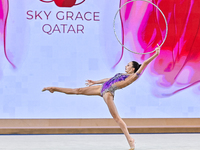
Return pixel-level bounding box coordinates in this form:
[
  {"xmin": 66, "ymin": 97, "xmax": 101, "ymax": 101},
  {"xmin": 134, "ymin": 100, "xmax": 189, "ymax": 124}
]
[{"xmin": 132, "ymin": 61, "xmax": 141, "ymax": 73}]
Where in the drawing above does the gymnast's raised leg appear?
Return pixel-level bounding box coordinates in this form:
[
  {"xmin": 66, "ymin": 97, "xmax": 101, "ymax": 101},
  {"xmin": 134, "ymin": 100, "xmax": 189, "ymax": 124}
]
[{"xmin": 42, "ymin": 85, "xmax": 101, "ymax": 96}]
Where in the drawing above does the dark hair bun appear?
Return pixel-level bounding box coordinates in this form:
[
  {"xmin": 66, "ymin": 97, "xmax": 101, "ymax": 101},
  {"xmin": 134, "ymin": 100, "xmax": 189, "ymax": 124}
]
[{"xmin": 132, "ymin": 61, "xmax": 141, "ymax": 73}]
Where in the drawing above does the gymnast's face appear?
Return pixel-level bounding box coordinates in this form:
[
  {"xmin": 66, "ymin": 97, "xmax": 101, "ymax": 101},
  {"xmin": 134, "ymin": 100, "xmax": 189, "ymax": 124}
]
[{"xmin": 125, "ymin": 62, "xmax": 135, "ymax": 74}]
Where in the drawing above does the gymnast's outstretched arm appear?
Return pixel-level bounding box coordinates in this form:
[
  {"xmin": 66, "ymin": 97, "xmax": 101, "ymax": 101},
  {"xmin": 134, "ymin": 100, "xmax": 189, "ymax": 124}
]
[
  {"xmin": 85, "ymin": 77, "xmax": 111, "ymax": 86},
  {"xmin": 114, "ymin": 45, "xmax": 161, "ymax": 89}
]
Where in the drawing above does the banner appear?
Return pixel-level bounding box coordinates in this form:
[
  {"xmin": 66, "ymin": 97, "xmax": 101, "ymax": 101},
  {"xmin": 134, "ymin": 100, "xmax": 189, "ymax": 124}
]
[{"xmin": 0, "ymin": 0, "xmax": 199, "ymax": 118}]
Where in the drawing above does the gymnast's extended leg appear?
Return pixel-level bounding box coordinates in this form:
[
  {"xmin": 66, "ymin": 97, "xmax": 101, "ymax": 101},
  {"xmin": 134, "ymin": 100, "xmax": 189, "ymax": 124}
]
[
  {"xmin": 42, "ymin": 85, "xmax": 101, "ymax": 96},
  {"xmin": 103, "ymin": 92, "xmax": 135, "ymax": 149}
]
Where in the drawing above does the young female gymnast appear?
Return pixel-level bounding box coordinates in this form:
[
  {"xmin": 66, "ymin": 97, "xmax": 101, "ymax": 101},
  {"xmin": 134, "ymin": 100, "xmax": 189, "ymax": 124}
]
[{"xmin": 42, "ymin": 45, "xmax": 160, "ymax": 150}]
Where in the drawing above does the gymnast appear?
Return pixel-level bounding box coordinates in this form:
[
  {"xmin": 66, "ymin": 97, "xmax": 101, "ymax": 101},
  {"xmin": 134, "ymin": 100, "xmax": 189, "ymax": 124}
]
[{"xmin": 42, "ymin": 45, "xmax": 160, "ymax": 150}]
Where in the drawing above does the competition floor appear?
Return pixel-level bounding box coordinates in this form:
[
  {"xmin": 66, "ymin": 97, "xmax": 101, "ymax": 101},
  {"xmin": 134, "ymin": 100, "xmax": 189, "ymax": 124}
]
[{"xmin": 0, "ymin": 133, "xmax": 199, "ymax": 150}]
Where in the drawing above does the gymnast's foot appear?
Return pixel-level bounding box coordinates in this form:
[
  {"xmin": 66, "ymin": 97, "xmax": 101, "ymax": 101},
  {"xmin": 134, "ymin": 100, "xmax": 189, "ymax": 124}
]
[
  {"xmin": 129, "ymin": 138, "xmax": 135, "ymax": 150},
  {"xmin": 42, "ymin": 87, "xmax": 55, "ymax": 93}
]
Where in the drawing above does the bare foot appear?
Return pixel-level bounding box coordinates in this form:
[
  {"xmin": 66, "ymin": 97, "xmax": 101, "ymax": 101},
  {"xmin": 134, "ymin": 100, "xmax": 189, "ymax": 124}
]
[
  {"xmin": 42, "ymin": 87, "xmax": 55, "ymax": 93},
  {"xmin": 129, "ymin": 138, "xmax": 135, "ymax": 150}
]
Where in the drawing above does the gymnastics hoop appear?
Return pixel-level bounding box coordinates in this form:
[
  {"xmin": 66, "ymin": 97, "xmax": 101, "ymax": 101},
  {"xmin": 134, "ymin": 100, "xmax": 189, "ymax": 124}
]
[{"xmin": 113, "ymin": 0, "xmax": 168, "ymax": 54}]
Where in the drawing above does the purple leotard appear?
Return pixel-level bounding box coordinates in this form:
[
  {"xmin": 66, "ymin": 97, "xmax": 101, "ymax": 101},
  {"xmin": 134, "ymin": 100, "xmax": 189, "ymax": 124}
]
[
  {"xmin": 100, "ymin": 73, "xmax": 129, "ymax": 97},
  {"xmin": 100, "ymin": 73, "xmax": 141, "ymax": 97}
]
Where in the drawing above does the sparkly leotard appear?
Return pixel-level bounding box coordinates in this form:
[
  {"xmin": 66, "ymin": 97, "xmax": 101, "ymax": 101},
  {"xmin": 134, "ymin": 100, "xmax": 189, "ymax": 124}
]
[
  {"xmin": 100, "ymin": 73, "xmax": 141, "ymax": 97},
  {"xmin": 100, "ymin": 73, "xmax": 129, "ymax": 97}
]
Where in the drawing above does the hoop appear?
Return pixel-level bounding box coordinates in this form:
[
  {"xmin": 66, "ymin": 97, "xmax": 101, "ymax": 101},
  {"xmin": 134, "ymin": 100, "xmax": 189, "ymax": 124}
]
[{"xmin": 113, "ymin": 0, "xmax": 168, "ymax": 54}]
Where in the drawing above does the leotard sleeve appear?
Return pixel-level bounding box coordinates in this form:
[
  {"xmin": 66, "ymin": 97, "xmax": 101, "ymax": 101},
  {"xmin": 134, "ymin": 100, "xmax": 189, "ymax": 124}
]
[{"xmin": 136, "ymin": 73, "xmax": 141, "ymax": 77}]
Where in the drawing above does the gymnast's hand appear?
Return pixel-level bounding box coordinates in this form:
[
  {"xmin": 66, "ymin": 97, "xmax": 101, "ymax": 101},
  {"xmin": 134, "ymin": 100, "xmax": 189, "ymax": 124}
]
[
  {"xmin": 85, "ymin": 80, "xmax": 96, "ymax": 86},
  {"xmin": 155, "ymin": 44, "xmax": 161, "ymax": 55}
]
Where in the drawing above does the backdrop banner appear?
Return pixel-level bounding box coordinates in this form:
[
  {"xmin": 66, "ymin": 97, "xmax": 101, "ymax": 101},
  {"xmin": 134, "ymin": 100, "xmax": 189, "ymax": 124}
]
[{"xmin": 0, "ymin": 0, "xmax": 200, "ymax": 118}]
